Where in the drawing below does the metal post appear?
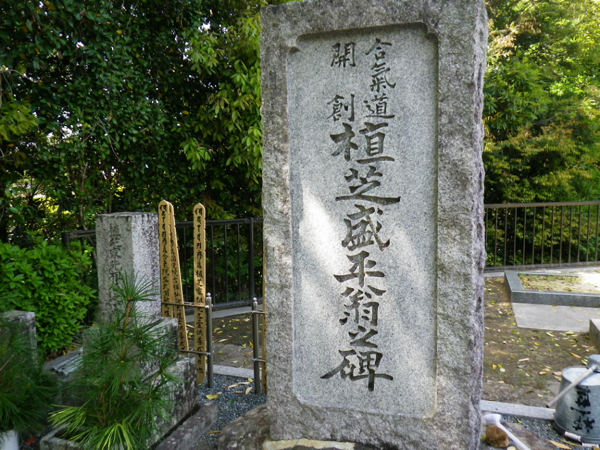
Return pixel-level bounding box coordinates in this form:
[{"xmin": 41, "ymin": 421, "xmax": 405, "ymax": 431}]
[
  {"xmin": 503, "ymin": 208, "xmax": 508, "ymax": 266},
  {"xmin": 252, "ymin": 297, "xmax": 262, "ymax": 394},
  {"xmin": 249, "ymin": 218, "xmax": 255, "ymax": 300},
  {"xmin": 206, "ymin": 293, "xmax": 214, "ymax": 388}
]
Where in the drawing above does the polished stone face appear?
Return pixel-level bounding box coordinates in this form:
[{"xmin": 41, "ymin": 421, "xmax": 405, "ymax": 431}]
[{"xmin": 288, "ymin": 25, "xmax": 437, "ymax": 416}]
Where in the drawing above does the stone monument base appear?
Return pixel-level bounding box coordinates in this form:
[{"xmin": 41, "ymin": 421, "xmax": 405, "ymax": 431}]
[{"xmin": 217, "ymin": 405, "xmax": 381, "ymax": 450}]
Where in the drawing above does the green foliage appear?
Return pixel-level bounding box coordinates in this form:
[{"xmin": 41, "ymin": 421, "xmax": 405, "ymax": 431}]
[
  {"xmin": 484, "ymin": 0, "xmax": 600, "ymax": 203},
  {"xmin": 0, "ymin": 0, "xmax": 302, "ymax": 243},
  {"xmin": 50, "ymin": 273, "xmax": 179, "ymax": 450},
  {"xmin": 185, "ymin": 2, "xmax": 266, "ymax": 217},
  {"xmin": 0, "ymin": 240, "xmax": 96, "ymax": 356},
  {"xmin": 0, "ymin": 315, "xmax": 57, "ymax": 434},
  {"xmin": 0, "ymin": 0, "xmax": 206, "ymax": 239}
]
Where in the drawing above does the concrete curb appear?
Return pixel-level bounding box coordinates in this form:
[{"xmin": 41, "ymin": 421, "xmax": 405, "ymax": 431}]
[
  {"xmin": 213, "ymin": 364, "xmax": 254, "ymax": 378},
  {"xmin": 505, "ymin": 270, "xmax": 600, "ymax": 307},
  {"xmin": 480, "ymin": 400, "xmax": 555, "ymax": 420}
]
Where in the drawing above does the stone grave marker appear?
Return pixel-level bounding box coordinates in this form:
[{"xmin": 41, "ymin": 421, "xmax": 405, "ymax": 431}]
[
  {"xmin": 95, "ymin": 212, "xmax": 162, "ymax": 322},
  {"xmin": 261, "ymin": 0, "xmax": 487, "ymax": 448}
]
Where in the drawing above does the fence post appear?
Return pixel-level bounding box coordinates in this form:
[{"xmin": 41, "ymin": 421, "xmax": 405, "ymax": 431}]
[
  {"xmin": 206, "ymin": 293, "xmax": 214, "ymax": 388},
  {"xmin": 248, "ymin": 218, "xmax": 255, "ymax": 300},
  {"xmin": 251, "ymin": 297, "xmax": 262, "ymax": 395}
]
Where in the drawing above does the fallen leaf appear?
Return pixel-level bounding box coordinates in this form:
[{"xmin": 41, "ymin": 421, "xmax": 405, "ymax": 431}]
[
  {"xmin": 518, "ymin": 358, "xmax": 529, "ymax": 362},
  {"xmin": 206, "ymin": 393, "xmax": 221, "ymax": 400},
  {"xmin": 245, "ymin": 386, "xmax": 252, "ymax": 395},
  {"xmin": 548, "ymin": 440, "xmax": 571, "ymax": 449},
  {"xmin": 208, "ymin": 431, "xmax": 222, "ymax": 435},
  {"xmin": 570, "ymin": 353, "xmax": 582, "ymax": 359},
  {"xmin": 226, "ymin": 381, "xmax": 251, "ymax": 389}
]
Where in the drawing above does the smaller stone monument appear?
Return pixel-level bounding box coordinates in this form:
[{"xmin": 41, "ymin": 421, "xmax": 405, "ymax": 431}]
[
  {"xmin": 93, "ymin": 212, "xmax": 200, "ymax": 443},
  {"xmin": 95, "ymin": 212, "xmax": 162, "ymax": 322}
]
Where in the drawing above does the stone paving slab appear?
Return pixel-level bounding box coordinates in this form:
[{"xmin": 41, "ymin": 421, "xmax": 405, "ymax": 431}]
[{"xmin": 511, "ymin": 302, "xmax": 600, "ymax": 332}]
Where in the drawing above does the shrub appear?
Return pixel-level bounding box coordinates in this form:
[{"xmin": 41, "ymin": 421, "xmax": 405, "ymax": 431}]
[
  {"xmin": 0, "ymin": 240, "xmax": 97, "ymax": 356},
  {"xmin": 0, "ymin": 315, "xmax": 57, "ymax": 435},
  {"xmin": 50, "ymin": 273, "xmax": 178, "ymax": 449}
]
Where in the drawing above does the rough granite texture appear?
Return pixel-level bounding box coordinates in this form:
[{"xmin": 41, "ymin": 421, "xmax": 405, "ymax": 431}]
[
  {"xmin": 261, "ymin": 0, "xmax": 487, "ymax": 449},
  {"xmin": 1, "ymin": 310, "xmax": 37, "ymax": 360},
  {"xmin": 95, "ymin": 212, "xmax": 162, "ymax": 323},
  {"xmin": 155, "ymin": 402, "xmax": 218, "ymax": 450}
]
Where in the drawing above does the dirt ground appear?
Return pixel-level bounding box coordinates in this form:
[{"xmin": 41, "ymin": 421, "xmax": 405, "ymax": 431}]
[
  {"xmin": 483, "ymin": 276, "xmax": 596, "ymax": 406},
  {"xmin": 209, "ymin": 277, "xmax": 598, "ymax": 407},
  {"xmin": 212, "ymin": 314, "xmax": 259, "ymax": 368}
]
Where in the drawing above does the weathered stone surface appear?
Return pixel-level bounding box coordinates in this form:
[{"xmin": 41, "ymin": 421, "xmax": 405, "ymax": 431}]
[
  {"xmin": 157, "ymin": 355, "xmax": 200, "ymax": 440},
  {"xmin": 590, "ymin": 319, "xmax": 600, "ymax": 349},
  {"xmin": 217, "ymin": 406, "xmax": 382, "ymax": 450},
  {"xmin": 2, "ymin": 310, "xmax": 37, "ymax": 360},
  {"xmin": 217, "ymin": 404, "xmax": 271, "ymax": 450},
  {"xmin": 95, "ymin": 212, "xmax": 161, "ymax": 322},
  {"xmin": 155, "ymin": 402, "xmax": 218, "ymax": 450},
  {"xmin": 39, "ymin": 428, "xmax": 80, "ymax": 450},
  {"xmin": 261, "ymin": 0, "xmax": 487, "ymax": 448}
]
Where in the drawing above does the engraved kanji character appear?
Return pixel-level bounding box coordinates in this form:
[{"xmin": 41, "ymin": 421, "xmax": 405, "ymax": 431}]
[
  {"xmin": 321, "ymin": 349, "xmax": 393, "ymax": 391},
  {"xmin": 360, "ymin": 122, "xmax": 389, "ymax": 157},
  {"xmin": 327, "ymin": 94, "xmax": 355, "ymax": 122},
  {"xmin": 364, "ymin": 92, "xmax": 395, "ymax": 119},
  {"xmin": 369, "ymin": 66, "xmax": 396, "ymax": 93},
  {"xmin": 336, "ymin": 165, "xmax": 400, "ymax": 205},
  {"xmin": 348, "ymin": 326, "xmax": 378, "ymax": 348},
  {"xmin": 331, "ymin": 42, "xmax": 356, "ymax": 68},
  {"xmin": 342, "ymin": 203, "xmax": 390, "ymax": 251},
  {"xmin": 365, "ymin": 38, "xmax": 392, "ymax": 59},
  {"xmin": 334, "ymin": 250, "xmax": 384, "ymax": 287},
  {"xmin": 339, "ymin": 288, "xmax": 382, "ymax": 325},
  {"xmin": 330, "ymin": 123, "xmax": 358, "ymax": 161}
]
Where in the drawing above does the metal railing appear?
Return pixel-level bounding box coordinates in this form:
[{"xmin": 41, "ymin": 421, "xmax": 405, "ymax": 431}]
[
  {"xmin": 62, "ymin": 217, "xmax": 263, "ymax": 310},
  {"xmin": 484, "ymin": 201, "xmax": 600, "ymax": 270},
  {"xmin": 63, "ymin": 202, "xmax": 600, "ymax": 294},
  {"xmin": 175, "ymin": 218, "xmax": 263, "ymax": 309}
]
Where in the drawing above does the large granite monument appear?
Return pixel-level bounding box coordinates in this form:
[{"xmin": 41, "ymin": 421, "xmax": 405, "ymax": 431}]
[{"xmin": 261, "ymin": 0, "xmax": 487, "ymax": 448}]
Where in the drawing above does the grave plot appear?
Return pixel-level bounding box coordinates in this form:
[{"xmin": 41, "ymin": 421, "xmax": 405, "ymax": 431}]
[{"xmin": 506, "ymin": 270, "xmax": 600, "ymax": 308}]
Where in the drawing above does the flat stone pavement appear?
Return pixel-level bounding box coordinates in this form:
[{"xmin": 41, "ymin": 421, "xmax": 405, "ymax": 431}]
[{"xmin": 486, "ymin": 266, "xmax": 600, "ymax": 332}]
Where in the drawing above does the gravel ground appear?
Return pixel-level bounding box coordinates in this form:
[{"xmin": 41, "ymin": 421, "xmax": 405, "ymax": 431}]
[{"xmin": 196, "ymin": 374, "xmax": 266, "ymax": 449}]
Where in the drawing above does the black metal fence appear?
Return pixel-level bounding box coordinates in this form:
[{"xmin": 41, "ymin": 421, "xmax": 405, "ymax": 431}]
[
  {"xmin": 62, "ymin": 218, "xmax": 263, "ymax": 310},
  {"xmin": 63, "ymin": 202, "xmax": 600, "ymax": 305},
  {"xmin": 175, "ymin": 218, "xmax": 263, "ymax": 309},
  {"xmin": 484, "ymin": 201, "xmax": 600, "ymax": 270}
]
